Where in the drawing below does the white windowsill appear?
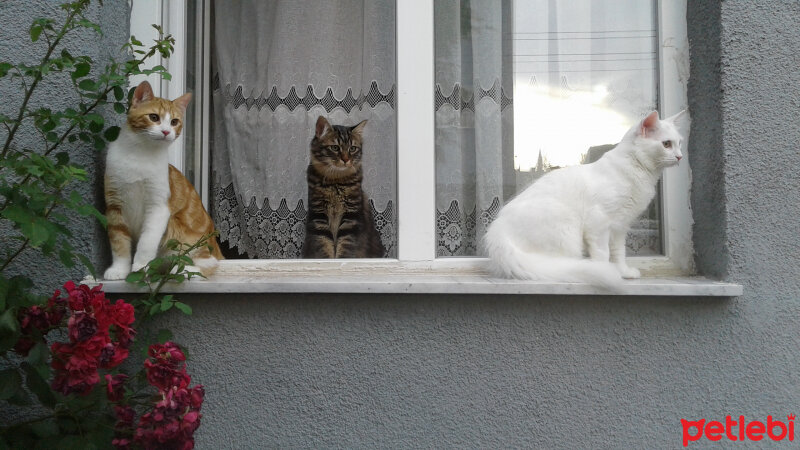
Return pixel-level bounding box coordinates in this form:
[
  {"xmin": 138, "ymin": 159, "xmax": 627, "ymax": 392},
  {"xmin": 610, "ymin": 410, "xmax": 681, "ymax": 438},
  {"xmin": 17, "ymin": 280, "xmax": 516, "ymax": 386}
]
[{"xmin": 91, "ymin": 260, "xmax": 742, "ymax": 297}]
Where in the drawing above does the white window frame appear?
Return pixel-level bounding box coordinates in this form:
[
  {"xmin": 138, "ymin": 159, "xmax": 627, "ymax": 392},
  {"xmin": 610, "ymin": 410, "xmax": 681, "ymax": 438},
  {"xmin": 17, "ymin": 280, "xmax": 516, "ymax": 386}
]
[{"xmin": 129, "ymin": 0, "xmax": 693, "ymax": 277}]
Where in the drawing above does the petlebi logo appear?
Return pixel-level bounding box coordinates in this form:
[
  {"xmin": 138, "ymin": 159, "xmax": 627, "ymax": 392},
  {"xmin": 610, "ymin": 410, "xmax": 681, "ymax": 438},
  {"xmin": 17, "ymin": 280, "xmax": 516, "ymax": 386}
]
[{"xmin": 681, "ymin": 414, "xmax": 795, "ymax": 447}]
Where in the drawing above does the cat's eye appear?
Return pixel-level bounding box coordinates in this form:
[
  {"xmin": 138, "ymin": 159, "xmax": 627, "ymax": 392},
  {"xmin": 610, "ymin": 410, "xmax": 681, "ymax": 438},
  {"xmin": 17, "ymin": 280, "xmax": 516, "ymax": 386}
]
[
  {"xmin": 662, "ymin": 140, "xmax": 672, "ymax": 148},
  {"xmin": 350, "ymin": 146, "xmax": 361, "ymax": 154},
  {"xmin": 148, "ymin": 113, "xmax": 160, "ymax": 122},
  {"xmin": 171, "ymin": 118, "xmax": 180, "ymax": 126},
  {"xmin": 328, "ymin": 145, "xmax": 340, "ymax": 152}
]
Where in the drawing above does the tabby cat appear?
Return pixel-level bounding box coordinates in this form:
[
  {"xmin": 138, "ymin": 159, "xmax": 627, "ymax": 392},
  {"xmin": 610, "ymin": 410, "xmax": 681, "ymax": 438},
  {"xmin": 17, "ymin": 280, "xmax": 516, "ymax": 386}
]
[
  {"xmin": 103, "ymin": 81, "xmax": 223, "ymax": 280},
  {"xmin": 303, "ymin": 116, "xmax": 385, "ymax": 258}
]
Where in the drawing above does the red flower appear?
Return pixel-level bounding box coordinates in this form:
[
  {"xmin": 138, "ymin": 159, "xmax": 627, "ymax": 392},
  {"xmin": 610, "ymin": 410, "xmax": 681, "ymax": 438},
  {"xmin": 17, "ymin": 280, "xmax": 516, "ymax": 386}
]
[
  {"xmin": 111, "ymin": 438, "xmax": 132, "ymax": 450},
  {"xmin": 20, "ymin": 305, "xmax": 49, "ymax": 332},
  {"xmin": 63, "ymin": 280, "xmax": 93, "ymax": 311},
  {"xmin": 100, "ymin": 342, "xmax": 129, "ymax": 369},
  {"xmin": 148, "ymin": 342, "xmax": 187, "ymax": 367},
  {"xmin": 67, "ymin": 311, "xmax": 98, "ymax": 342},
  {"xmin": 144, "ymin": 359, "xmax": 191, "ymax": 391},
  {"xmin": 105, "ymin": 373, "xmax": 128, "ymax": 403},
  {"xmin": 111, "ymin": 299, "xmax": 135, "ymax": 328},
  {"xmin": 46, "ymin": 289, "xmax": 67, "ymax": 326},
  {"xmin": 13, "ymin": 337, "xmax": 35, "ymax": 356},
  {"xmin": 114, "ymin": 405, "xmax": 136, "ymax": 425},
  {"xmin": 51, "ymin": 340, "xmax": 100, "ymax": 396}
]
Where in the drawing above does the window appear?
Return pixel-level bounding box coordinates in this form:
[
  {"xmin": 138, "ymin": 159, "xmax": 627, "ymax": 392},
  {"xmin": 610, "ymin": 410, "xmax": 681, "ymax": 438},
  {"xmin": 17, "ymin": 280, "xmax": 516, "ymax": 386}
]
[{"xmin": 131, "ymin": 0, "xmax": 692, "ymax": 275}]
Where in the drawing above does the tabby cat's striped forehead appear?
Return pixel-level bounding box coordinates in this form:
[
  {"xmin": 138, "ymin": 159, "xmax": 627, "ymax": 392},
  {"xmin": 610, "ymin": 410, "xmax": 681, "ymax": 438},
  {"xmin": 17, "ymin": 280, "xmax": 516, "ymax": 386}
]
[{"xmin": 317, "ymin": 125, "xmax": 363, "ymax": 146}]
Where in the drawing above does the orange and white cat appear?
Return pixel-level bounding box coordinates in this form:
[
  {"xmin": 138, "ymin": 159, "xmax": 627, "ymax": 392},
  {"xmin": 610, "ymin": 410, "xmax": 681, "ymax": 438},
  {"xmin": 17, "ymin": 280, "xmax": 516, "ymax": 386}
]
[{"xmin": 103, "ymin": 81, "xmax": 223, "ymax": 280}]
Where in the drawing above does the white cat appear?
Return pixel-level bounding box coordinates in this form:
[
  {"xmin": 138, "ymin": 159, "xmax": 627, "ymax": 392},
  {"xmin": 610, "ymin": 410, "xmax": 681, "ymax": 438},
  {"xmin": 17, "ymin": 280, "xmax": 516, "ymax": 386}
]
[{"xmin": 482, "ymin": 110, "xmax": 687, "ymax": 287}]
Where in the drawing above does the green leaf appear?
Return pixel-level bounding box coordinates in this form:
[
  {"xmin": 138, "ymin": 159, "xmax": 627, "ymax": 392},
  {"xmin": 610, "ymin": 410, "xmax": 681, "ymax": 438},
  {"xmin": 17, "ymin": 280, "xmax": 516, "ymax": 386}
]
[
  {"xmin": 26, "ymin": 342, "xmax": 50, "ymax": 366},
  {"xmin": 30, "ymin": 24, "xmax": 42, "ymax": 42},
  {"xmin": 0, "ymin": 62, "xmax": 13, "ymax": 78},
  {"xmin": 156, "ymin": 328, "xmax": 173, "ymax": 343},
  {"xmin": 0, "ymin": 368, "xmax": 22, "ymax": 400},
  {"xmin": 58, "ymin": 249, "xmax": 75, "ymax": 268},
  {"xmin": 113, "ymin": 85, "xmax": 124, "ymax": 101},
  {"xmin": 113, "ymin": 102, "xmax": 126, "ymax": 114},
  {"xmin": 71, "ymin": 62, "xmax": 90, "ymax": 79},
  {"xmin": 92, "ymin": 135, "xmax": 105, "ymax": 151},
  {"xmin": 77, "ymin": 254, "xmax": 97, "ymax": 280},
  {"xmin": 103, "ymin": 126, "xmax": 120, "ymax": 142},
  {"xmin": 77, "ymin": 79, "xmax": 96, "ymax": 91},
  {"xmin": 29, "ymin": 418, "xmax": 59, "ymax": 439},
  {"xmin": 149, "ymin": 302, "xmax": 161, "ymax": 316},
  {"xmin": 174, "ymin": 302, "xmax": 192, "ymax": 315},
  {"xmin": 21, "ymin": 362, "xmax": 56, "ymax": 407},
  {"xmin": 0, "ymin": 308, "xmax": 20, "ymax": 353},
  {"xmin": 160, "ymin": 299, "xmax": 173, "ymax": 312},
  {"xmin": 125, "ymin": 271, "xmax": 145, "ymax": 284}
]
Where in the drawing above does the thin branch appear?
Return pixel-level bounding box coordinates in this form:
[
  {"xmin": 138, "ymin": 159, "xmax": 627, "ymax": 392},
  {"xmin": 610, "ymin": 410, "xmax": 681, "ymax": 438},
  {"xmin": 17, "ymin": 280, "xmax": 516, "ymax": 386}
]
[{"xmin": 1, "ymin": 8, "xmax": 78, "ymax": 159}]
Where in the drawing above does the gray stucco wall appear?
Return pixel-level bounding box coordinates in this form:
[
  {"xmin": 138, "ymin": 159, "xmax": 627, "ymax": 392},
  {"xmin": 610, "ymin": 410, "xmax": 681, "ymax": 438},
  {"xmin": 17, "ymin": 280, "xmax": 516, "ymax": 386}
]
[
  {"xmin": 2, "ymin": 0, "xmax": 800, "ymax": 448},
  {"xmin": 0, "ymin": 1, "xmax": 126, "ymax": 288}
]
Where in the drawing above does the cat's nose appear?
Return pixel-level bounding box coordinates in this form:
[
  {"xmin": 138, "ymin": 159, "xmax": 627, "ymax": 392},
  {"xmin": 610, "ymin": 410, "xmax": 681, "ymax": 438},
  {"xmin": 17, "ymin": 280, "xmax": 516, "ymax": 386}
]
[
  {"xmin": 676, "ymin": 155, "xmax": 682, "ymax": 161},
  {"xmin": 162, "ymin": 130, "xmax": 170, "ymax": 137}
]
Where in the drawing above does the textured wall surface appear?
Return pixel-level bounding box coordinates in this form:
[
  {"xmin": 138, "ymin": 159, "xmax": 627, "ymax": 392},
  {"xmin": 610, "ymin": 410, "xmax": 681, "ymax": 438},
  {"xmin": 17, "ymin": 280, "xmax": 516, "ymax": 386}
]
[
  {"xmin": 0, "ymin": 1, "xmax": 127, "ymax": 289},
  {"xmin": 3, "ymin": 0, "xmax": 800, "ymax": 448}
]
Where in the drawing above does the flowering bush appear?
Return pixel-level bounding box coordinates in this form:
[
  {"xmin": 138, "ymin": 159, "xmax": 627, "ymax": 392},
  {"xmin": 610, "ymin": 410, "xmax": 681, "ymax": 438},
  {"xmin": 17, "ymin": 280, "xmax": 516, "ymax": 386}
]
[
  {"xmin": 0, "ymin": 1, "xmax": 208, "ymax": 447},
  {"xmin": 3, "ymin": 282, "xmax": 204, "ymax": 449}
]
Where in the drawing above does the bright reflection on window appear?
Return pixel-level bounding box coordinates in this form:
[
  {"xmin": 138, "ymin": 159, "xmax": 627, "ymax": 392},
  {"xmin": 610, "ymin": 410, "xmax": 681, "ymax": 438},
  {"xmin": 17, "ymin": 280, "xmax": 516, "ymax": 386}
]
[
  {"xmin": 514, "ymin": 82, "xmax": 631, "ymax": 170},
  {"xmin": 512, "ymin": 0, "xmax": 657, "ymax": 185}
]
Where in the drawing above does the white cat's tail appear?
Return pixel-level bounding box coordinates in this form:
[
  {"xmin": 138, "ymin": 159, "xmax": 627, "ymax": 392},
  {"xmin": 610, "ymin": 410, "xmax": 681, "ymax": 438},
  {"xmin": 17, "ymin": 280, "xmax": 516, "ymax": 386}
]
[{"xmin": 481, "ymin": 226, "xmax": 623, "ymax": 289}]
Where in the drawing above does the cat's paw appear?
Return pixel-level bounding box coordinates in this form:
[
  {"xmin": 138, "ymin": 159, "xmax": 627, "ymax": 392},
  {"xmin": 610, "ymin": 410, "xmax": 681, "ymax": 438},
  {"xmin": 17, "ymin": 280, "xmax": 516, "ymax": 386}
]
[
  {"xmin": 104, "ymin": 265, "xmax": 131, "ymax": 280},
  {"xmin": 618, "ymin": 265, "xmax": 641, "ymax": 279},
  {"xmin": 130, "ymin": 261, "xmax": 147, "ymax": 273}
]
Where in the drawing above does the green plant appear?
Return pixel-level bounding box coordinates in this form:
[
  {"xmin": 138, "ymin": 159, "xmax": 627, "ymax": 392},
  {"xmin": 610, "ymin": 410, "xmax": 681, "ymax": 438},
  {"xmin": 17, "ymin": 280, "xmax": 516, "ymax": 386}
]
[{"xmin": 0, "ymin": 1, "xmax": 206, "ymax": 447}]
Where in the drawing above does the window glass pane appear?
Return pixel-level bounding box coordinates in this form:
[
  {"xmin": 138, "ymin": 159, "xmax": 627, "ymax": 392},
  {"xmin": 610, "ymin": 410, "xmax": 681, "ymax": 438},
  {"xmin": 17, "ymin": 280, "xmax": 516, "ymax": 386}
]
[
  {"xmin": 208, "ymin": 0, "xmax": 397, "ymax": 259},
  {"xmin": 435, "ymin": 0, "xmax": 661, "ymax": 257},
  {"xmin": 183, "ymin": 0, "xmax": 199, "ymax": 188}
]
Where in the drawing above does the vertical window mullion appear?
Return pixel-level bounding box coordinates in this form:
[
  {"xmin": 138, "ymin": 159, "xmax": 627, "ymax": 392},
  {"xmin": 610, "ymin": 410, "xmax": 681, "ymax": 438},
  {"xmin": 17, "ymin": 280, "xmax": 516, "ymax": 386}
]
[
  {"xmin": 397, "ymin": 0, "xmax": 436, "ymax": 261},
  {"xmin": 163, "ymin": 0, "xmax": 187, "ymax": 174},
  {"xmin": 657, "ymin": 0, "xmax": 693, "ymax": 273}
]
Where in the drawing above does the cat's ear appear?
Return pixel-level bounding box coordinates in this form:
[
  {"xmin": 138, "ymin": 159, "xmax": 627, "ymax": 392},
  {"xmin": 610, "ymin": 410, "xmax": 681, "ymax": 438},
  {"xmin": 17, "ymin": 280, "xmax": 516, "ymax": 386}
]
[
  {"xmin": 351, "ymin": 120, "xmax": 367, "ymax": 135},
  {"xmin": 666, "ymin": 109, "xmax": 689, "ymax": 129},
  {"xmin": 639, "ymin": 110, "xmax": 660, "ymax": 137},
  {"xmin": 132, "ymin": 81, "xmax": 155, "ymax": 107},
  {"xmin": 315, "ymin": 116, "xmax": 331, "ymax": 139},
  {"xmin": 173, "ymin": 92, "xmax": 192, "ymax": 112}
]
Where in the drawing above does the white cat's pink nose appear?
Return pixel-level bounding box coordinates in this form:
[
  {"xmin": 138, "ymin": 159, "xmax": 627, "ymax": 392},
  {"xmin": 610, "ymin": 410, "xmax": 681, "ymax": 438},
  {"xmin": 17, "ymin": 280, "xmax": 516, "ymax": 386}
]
[
  {"xmin": 676, "ymin": 155, "xmax": 682, "ymax": 161},
  {"xmin": 162, "ymin": 130, "xmax": 170, "ymax": 136}
]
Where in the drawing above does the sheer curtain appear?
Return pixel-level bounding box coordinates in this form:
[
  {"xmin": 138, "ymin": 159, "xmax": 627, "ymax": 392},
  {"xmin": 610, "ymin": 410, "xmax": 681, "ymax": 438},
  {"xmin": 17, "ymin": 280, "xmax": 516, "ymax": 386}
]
[
  {"xmin": 210, "ymin": 0, "xmax": 396, "ymax": 258},
  {"xmin": 434, "ymin": 0, "xmax": 515, "ymax": 257}
]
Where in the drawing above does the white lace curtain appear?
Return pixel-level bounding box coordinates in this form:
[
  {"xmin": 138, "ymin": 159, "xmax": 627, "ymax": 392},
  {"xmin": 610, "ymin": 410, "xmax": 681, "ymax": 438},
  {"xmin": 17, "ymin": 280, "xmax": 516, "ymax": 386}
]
[
  {"xmin": 434, "ymin": 0, "xmax": 515, "ymax": 257},
  {"xmin": 210, "ymin": 0, "xmax": 396, "ymax": 258}
]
